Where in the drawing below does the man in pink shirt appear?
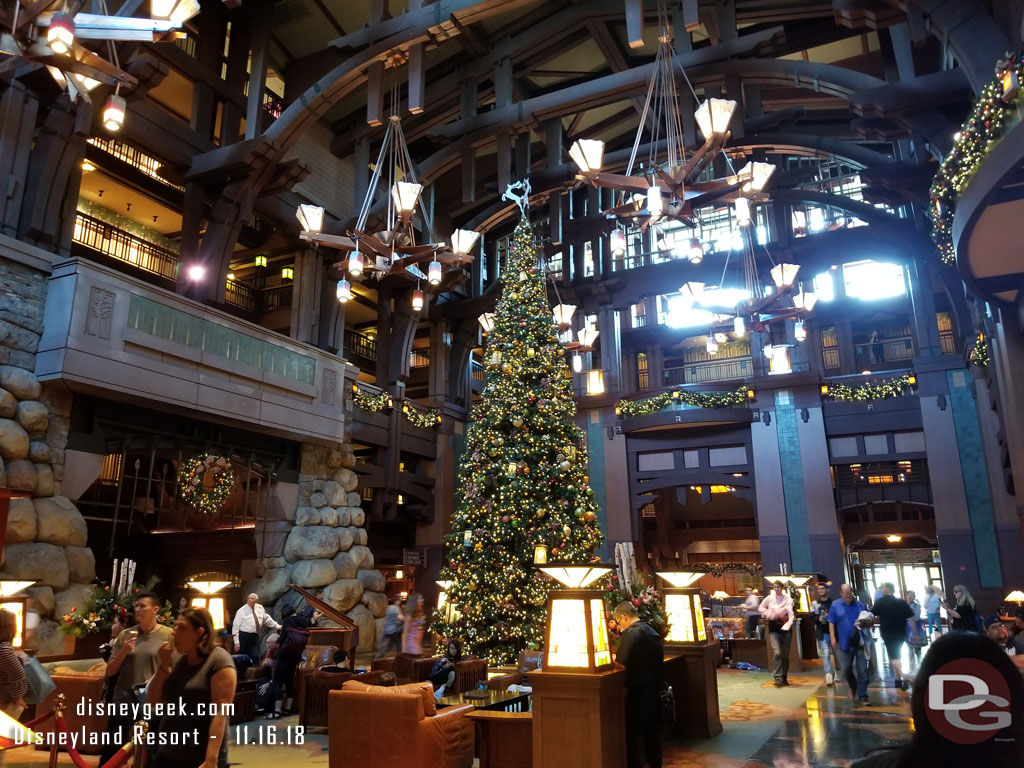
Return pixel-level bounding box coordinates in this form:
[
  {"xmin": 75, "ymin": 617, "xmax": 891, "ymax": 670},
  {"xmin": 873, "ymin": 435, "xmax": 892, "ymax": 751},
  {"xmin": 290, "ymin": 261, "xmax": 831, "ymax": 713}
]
[{"xmin": 759, "ymin": 580, "xmax": 796, "ymax": 687}]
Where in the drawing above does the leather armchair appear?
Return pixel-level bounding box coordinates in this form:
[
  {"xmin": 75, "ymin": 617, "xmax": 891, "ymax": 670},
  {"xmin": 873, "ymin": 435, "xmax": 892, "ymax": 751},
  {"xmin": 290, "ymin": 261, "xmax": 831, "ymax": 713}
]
[
  {"xmin": 328, "ymin": 685, "xmax": 474, "ymax": 768},
  {"xmin": 487, "ymin": 650, "xmax": 542, "ymax": 691},
  {"xmin": 293, "ymin": 644, "xmax": 338, "ymax": 712},
  {"xmin": 300, "ymin": 669, "xmax": 382, "ymax": 727},
  {"xmin": 450, "ymin": 658, "xmax": 488, "ymax": 694},
  {"xmin": 372, "ymin": 652, "xmax": 435, "ymax": 684}
]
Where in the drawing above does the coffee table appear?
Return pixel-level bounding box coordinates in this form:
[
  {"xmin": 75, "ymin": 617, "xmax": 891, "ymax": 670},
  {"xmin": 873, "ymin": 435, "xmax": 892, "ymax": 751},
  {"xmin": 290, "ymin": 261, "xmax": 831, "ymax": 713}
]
[{"xmin": 437, "ymin": 688, "xmax": 531, "ymax": 712}]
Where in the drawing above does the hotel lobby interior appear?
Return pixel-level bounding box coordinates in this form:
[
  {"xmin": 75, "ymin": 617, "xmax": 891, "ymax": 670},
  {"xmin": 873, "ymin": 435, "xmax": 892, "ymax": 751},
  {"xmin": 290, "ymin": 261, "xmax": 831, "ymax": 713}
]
[{"xmin": 3, "ymin": 0, "xmax": 1024, "ymax": 766}]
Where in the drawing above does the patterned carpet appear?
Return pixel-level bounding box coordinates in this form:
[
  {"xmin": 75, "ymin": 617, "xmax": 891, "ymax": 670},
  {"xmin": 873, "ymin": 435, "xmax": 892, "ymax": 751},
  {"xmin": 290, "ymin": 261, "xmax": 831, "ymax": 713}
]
[{"xmin": 6, "ymin": 660, "xmax": 913, "ymax": 768}]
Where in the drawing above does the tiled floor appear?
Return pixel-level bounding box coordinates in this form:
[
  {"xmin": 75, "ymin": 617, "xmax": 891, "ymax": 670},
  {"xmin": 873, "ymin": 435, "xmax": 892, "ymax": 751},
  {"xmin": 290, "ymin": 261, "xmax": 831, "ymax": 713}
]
[{"xmin": 6, "ymin": 660, "xmax": 914, "ymax": 768}]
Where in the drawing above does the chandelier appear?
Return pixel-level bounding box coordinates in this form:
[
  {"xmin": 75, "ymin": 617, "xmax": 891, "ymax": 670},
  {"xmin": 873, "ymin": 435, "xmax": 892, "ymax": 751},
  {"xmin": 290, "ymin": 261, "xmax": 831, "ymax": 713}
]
[
  {"xmin": 1, "ymin": 1, "xmax": 199, "ymax": 130},
  {"xmin": 296, "ymin": 113, "xmax": 479, "ymax": 310}
]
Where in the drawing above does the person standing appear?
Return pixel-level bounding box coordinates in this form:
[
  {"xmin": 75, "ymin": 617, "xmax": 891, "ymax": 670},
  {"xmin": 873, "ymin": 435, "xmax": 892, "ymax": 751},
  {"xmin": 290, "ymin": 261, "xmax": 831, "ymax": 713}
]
[
  {"xmin": 269, "ymin": 604, "xmax": 319, "ymax": 718},
  {"xmin": 614, "ymin": 601, "xmax": 665, "ymax": 768},
  {"xmin": 829, "ymin": 584, "xmax": 871, "ymax": 705},
  {"xmin": 810, "ymin": 582, "xmax": 836, "ymax": 686},
  {"xmin": 149, "ymin": 607, "xmax": 237, "ymax": 768},
  {"xmin": 100, "ymin": 591, "xmax": 174, "ymax": 765},
  {"xmin": 759, "ymin": 580, "xmax": 796, "ymax": 687},
  {"xmin": 944, "ymin": 585, "xmax": 979, "ymax": 632},
  {"xmin": 924, "ymin": 586, "xmax": 942, "ymax": 638},
  {"xmin": 376, "ymin": 595, "xmax": 404, "ymax": 659},
  {"xmin": 872, "ymin": 583, "xmax": 915, "ymax": 689},
  {"xmin": 0, "ymin": 610, "xmax": 27, "ymax": 768},
  {"xmin": 402, "ymin": 593, "xmax": 426, "ymax": 655},
  {"xmin": 231, "ymin": 592, "xmax": 281, "ymax": 664},
  {"xmin": 742, "ymin": 588, "xmax": 760, "ymax": 639}
]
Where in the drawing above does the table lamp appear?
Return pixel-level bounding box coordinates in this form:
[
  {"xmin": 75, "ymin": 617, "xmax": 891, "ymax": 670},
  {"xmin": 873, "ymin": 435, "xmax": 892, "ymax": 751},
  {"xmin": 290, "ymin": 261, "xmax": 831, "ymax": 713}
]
[
  {"xmin": 538, "ymin": 563, "xmax": 613, "ymax": 673},
  {"xmin": 0, "ymin": 578, "xmax": 35, "ymax": 649},
  {"xmin": 656, "ymin": 571, "xmax": 707, "ymax": 645},
  {"xmin": 1004, "ymin": 590, "xmax": 1024, "ymax": 608}
]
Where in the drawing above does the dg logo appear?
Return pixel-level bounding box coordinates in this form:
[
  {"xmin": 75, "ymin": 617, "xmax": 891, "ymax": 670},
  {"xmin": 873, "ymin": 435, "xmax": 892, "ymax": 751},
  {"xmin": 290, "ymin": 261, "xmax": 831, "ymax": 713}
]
[{"xmin": 926, "ymin": 658, "xmax": 1013, "ymax": 744}]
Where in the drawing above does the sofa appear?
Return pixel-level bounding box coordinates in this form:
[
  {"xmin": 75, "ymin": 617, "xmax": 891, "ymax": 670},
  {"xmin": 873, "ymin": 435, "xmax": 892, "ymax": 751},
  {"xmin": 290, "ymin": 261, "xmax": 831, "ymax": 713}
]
[
  {"xmin": 36, "ymin": 659, "xmax": 107, "ymax": 754},
  {"xmin": 328, "ymin": 680, "xmax": 474, "ymax": 768}
]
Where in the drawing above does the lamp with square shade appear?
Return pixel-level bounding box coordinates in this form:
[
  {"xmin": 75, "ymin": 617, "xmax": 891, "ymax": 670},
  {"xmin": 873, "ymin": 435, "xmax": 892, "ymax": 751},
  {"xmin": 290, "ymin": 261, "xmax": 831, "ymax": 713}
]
[{"xmin": 538, "ymin": 564, "xmax": 613, "ymax": 673}]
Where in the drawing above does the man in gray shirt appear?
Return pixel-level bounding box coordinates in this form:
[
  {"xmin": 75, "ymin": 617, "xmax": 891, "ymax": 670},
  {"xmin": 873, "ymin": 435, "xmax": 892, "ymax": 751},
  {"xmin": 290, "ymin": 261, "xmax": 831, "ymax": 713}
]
[
  {"xmin": 100, "ymin": 592, "xmax": 174, "ymax": 764},
  {"xmin": 375, "ymin": 595, "xmax": 404, "ymax": 659}
]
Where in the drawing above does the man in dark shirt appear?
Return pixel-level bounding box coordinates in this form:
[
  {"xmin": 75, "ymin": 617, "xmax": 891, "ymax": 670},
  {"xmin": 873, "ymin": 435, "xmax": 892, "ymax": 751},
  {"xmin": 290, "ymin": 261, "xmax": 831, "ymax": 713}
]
[
  {"xmin": 810, "ymin": 582, "xmax": 835, "ymax": 686},
  {"xmin": 614, "ymin": 601, "xmax": 665, "ymax": 768},
  {"xmin": 871, "ymin": 583, "xmax": 915, "ymax": 690}
]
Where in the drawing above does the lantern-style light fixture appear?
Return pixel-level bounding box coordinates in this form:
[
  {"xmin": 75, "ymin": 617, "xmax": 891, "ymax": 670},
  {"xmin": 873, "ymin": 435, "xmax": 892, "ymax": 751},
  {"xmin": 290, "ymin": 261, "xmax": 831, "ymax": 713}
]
[
  {"xmin": 572, "ymin": 353, "xmax": 583, "ymax": 373},
  {"xmin": 281, "ymin": 266, "xmax": 294, "ymax": 281},
  {"xmin": 538, "ymin": 563, "xmax": 613, "ymax": 673},
  {"xmin": 533, "ymin": 544, "xmax": 549, "ymax": 565},
  {"xmin": 738, "ymin": 161, "xmax": 777, "ymax": 193},
  {"xmin": 348, "ymin": 251, "xmax": 365, "ymax": 277},
  {"xmin": 336, "ymin": 279, "xmax": 351, "ymax": 303},
  {"xmin": 478, "ymin": 313, "xmax": 495, "ymax": 334},
  {"xmin": 412, "ymin": 289, "xmax": 424, "ymax": 312},
  {"xmin": 391, "ymin": 181, "xmax": 422, "ymax": 215},
  {"xmin": 296, "ymin": 204, "xmax": 324, "ymax": 235},
  {"xmin": 552, "ymin": 304, "xmax": 577, "ymax": 331},
  {"xmin": 694, "ymin": 98, "xmax": 737, "ymax": 139},
  {"xmin": 577, "ymin": 325, "xmax": 600, "ymax": 351},
  {"xmin": 706, "ymin": 336, "xmax": 719, "ymax": 355},
  {"xmin": 770, "ymin": 262, "xmax": 800, "ymax": 289},
  {"xmin": 792, "ymin": 290, "xmax": 817, "ymax": 312},
  {"xmin": 47, "ymin": 12, "xmax": 75, "ymax": 55},
  {"xmin": 646, "ymin": 185, "xmax": 664, "ymax": 217},
  {"xmin": 569, "ymin": 139, "xmax": 605, "ymax": 173},
  {"xmin": 585, "ymin": 369, "xmax": 605, "ymax": 396},
  {"xmin": 102, "ymin": 93, "xmax": 126, "ymax": 132},
  {"xmin": 688, "ymin": 239, "xmax": 703, "ymax": 264},
  {"xmin": 151, "ymin": 0, "xmax": 201, "ymax": 23},
  {"xmin": 793, "ymin": 319, "xmax": 807, "ymax": 342},
  {"xmin": 254, "ymin": 254, "xmax": 268, "ymax": 268},
  {"xmin": 451, "ymin": 228, "xmax": 481, "ymax": 256},
  {"xmin": 609, "ymin": 228, "xmax": 627, "ymax": 257},
  {"xmin": 734, "ymin": 197, "xmax": 752, "ymax": 227},
  {"xmin": 733, "ymin": 316, "xmax": 746, "ymax": 337},
  {"xmin": 679, "ymin": 281, "xmax": 705, "ymax": 309},
  {"xmin": 1003, "ymin": 70, "xmax": 1021, "ymax": 101},
  {"xmin": 428, "ymin": 260, "xmax": 442, "ymax": 285},
  {"xmin": 656, "ymin": 572, "xmax": 708, "ymax": 645}
]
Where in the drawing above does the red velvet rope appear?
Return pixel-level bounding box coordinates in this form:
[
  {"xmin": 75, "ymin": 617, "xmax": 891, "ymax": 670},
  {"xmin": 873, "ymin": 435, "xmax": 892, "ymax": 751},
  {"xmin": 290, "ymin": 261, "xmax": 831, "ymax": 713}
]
[
  {"xmin": 21, "ymin": 709, "xmax": 55, "ymax": 728},
  {"xmin": 56, "ymin": 714, "xmax": 134, "ymax": 768}
]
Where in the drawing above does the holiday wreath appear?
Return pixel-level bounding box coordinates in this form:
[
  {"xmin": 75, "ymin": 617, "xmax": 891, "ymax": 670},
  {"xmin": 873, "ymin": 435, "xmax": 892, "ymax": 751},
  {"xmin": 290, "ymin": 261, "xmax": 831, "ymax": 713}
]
[{"xmin": 179, "ymin": 454, "xmax": 235, "ymax": 513}]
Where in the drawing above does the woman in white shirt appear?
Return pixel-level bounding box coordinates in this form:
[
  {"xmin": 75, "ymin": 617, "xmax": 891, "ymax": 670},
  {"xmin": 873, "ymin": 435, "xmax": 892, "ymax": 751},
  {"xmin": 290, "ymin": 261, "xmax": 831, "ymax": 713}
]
[{"xmin": 759, "ymin": 580, "xmax": 796, "ymax": 687}]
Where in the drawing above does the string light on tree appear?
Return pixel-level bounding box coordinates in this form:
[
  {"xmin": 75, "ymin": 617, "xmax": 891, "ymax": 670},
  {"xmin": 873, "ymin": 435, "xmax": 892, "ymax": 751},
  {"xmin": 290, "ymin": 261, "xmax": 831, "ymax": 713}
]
[{"xmin": 431, "ymin": 213, "xmax": 604, "ymax": 665}]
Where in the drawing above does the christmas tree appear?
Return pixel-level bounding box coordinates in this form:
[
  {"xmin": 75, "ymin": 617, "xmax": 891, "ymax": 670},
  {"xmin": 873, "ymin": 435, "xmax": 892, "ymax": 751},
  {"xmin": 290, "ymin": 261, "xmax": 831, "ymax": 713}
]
[{"xmin": 433, "ymin": 216, "xmax": 605, "ymax": 665}]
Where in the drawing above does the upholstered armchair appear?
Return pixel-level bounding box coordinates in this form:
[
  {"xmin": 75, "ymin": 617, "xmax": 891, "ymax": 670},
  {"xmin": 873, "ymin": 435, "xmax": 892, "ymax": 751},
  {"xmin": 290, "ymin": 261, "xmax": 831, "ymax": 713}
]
[
  {"xmin": 299, "ymin": 669, "xmax": 382, "ymax": 727},
  {"xmin": 450, "ymin": 657, "xmax": 488, "ymax": 694},
  {"xmin": 371, "ymin": 651, "xmax": 435, "ymax": 684},
  {"xmin": 328, "ymin": 681, "xmax": 474, "ymax": 768},
  {"xmin": 291, "ymin": 644, "xmax": 338, "ymax": 713}
]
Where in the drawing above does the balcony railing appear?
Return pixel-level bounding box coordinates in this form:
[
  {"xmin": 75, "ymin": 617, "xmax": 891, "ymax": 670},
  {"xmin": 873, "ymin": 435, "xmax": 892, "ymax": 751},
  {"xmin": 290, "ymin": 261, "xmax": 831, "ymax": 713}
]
[
  {"xmin": 87, "ymin": 138, "xmax": 184, "ymax": 191},
  {"xmin": 853, "ymin": 337, "xmax": 913, "ymax": 368},
  {"xmin": 73, "ymin": 213, "xmax": 179, "ymax": 281},
  {"xmin": 224, "ymin": 279, "xmax": 257, "ymax": 313},
  {"xmin": 345, "ymin": 331, "xmax": 377, "ymax": 363},
  {"xmin": 261, "ymin": 284, "xmax": 293, "ymax": 312},
  {"xmin": 664, "ymin": 357, "xmax": 751, "ymax": 385},
  {"xmin": 471, "ymin": 360, "xmax": 484, "ymax": 382},
  {"xmin": 410, "ymin": 349, "xmax": 430, "ymax": 367}
]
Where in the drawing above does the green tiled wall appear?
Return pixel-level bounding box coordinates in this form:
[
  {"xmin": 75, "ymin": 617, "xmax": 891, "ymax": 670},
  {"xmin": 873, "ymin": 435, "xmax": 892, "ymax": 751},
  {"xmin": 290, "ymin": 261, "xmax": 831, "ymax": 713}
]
[
  {"xmin": 774, "ymin": 390, "xmax": 812, "ymax": 572},
  {"xmin": 946, "ymin": 370, "xmax": 1002, "ymax": 587},
  {"xmin": 587, "ymin": 413, "xmax": 611, "ymax": 561}
]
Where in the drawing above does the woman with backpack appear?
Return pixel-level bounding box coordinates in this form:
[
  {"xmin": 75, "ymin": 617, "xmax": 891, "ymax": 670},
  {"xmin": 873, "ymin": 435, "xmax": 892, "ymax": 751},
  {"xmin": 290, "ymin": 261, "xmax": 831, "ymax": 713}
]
[{"xmin": 268, "ymin": 604, "xmax": 320, "ymax": 718}]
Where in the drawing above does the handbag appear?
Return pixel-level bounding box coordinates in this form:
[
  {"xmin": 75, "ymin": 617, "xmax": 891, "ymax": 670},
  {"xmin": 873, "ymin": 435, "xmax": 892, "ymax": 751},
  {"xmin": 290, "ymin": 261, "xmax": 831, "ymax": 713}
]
[
  {"xmin": 659, "ymin": 682, "xmax": 675, "ymax": 726},
  {"xmin": 22, "ymin": 657, "xmax": 57, "ymax": 705}
]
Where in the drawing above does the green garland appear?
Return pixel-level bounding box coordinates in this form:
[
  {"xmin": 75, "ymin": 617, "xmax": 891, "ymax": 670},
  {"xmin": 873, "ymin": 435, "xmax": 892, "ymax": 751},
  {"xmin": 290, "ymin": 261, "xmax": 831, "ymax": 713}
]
[
  {"xmin": 403, "ymin": 405, "xmax": 441, "ymax": 429},
  {"xmin": 352, "ymin": 386, "xmax": 440, "ymax": 428},
  {"xmin": 970, "ymin": 330, "xmax": 990, "ymax": 368},
  {"xmin": 930, "ymin": 52, "xmax": 1024, "ymax": 264},
  {"xmin": 617, "ymin": 385, "xmax": 751, "ymax": 419},
  {"xmin": 823, "ymin": 373, "xmax": 914, "ymax": 402},
  {"xmin": 179, "ymin": 454, "xmax": 235, "ymax": 513},
  {"xmin": 687, "ymin": 562, "xmax": 762, "ymax": 578}
]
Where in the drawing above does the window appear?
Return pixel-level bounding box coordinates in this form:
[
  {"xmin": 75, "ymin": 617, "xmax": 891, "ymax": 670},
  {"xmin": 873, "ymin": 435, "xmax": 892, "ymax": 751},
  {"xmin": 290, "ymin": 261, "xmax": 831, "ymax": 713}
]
[
  {"xmin": 813, "ymin": 271, "xmax": 836, "ymax": 302},
  {"xmin": 709, "ymin": 445, "xmax": 747, "ymax": 466},
  {"xmin": 843, "ymin": 260, "xmax": 906, "ymax": 301}
]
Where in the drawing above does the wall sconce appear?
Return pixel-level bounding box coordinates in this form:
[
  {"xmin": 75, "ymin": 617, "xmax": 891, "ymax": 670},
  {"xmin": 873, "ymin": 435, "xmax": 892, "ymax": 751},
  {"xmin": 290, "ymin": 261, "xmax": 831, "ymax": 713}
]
[
  {"xmin": 538, "ymin": 564, "xmax": 613, "ymax": 672},
  {"xmin": 254, "ymin": 254, "xmax": 268, "ymax": 268},
  {"xmin": 281, "ymin": 266, "xmax": 294, "ymax": 281}
]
